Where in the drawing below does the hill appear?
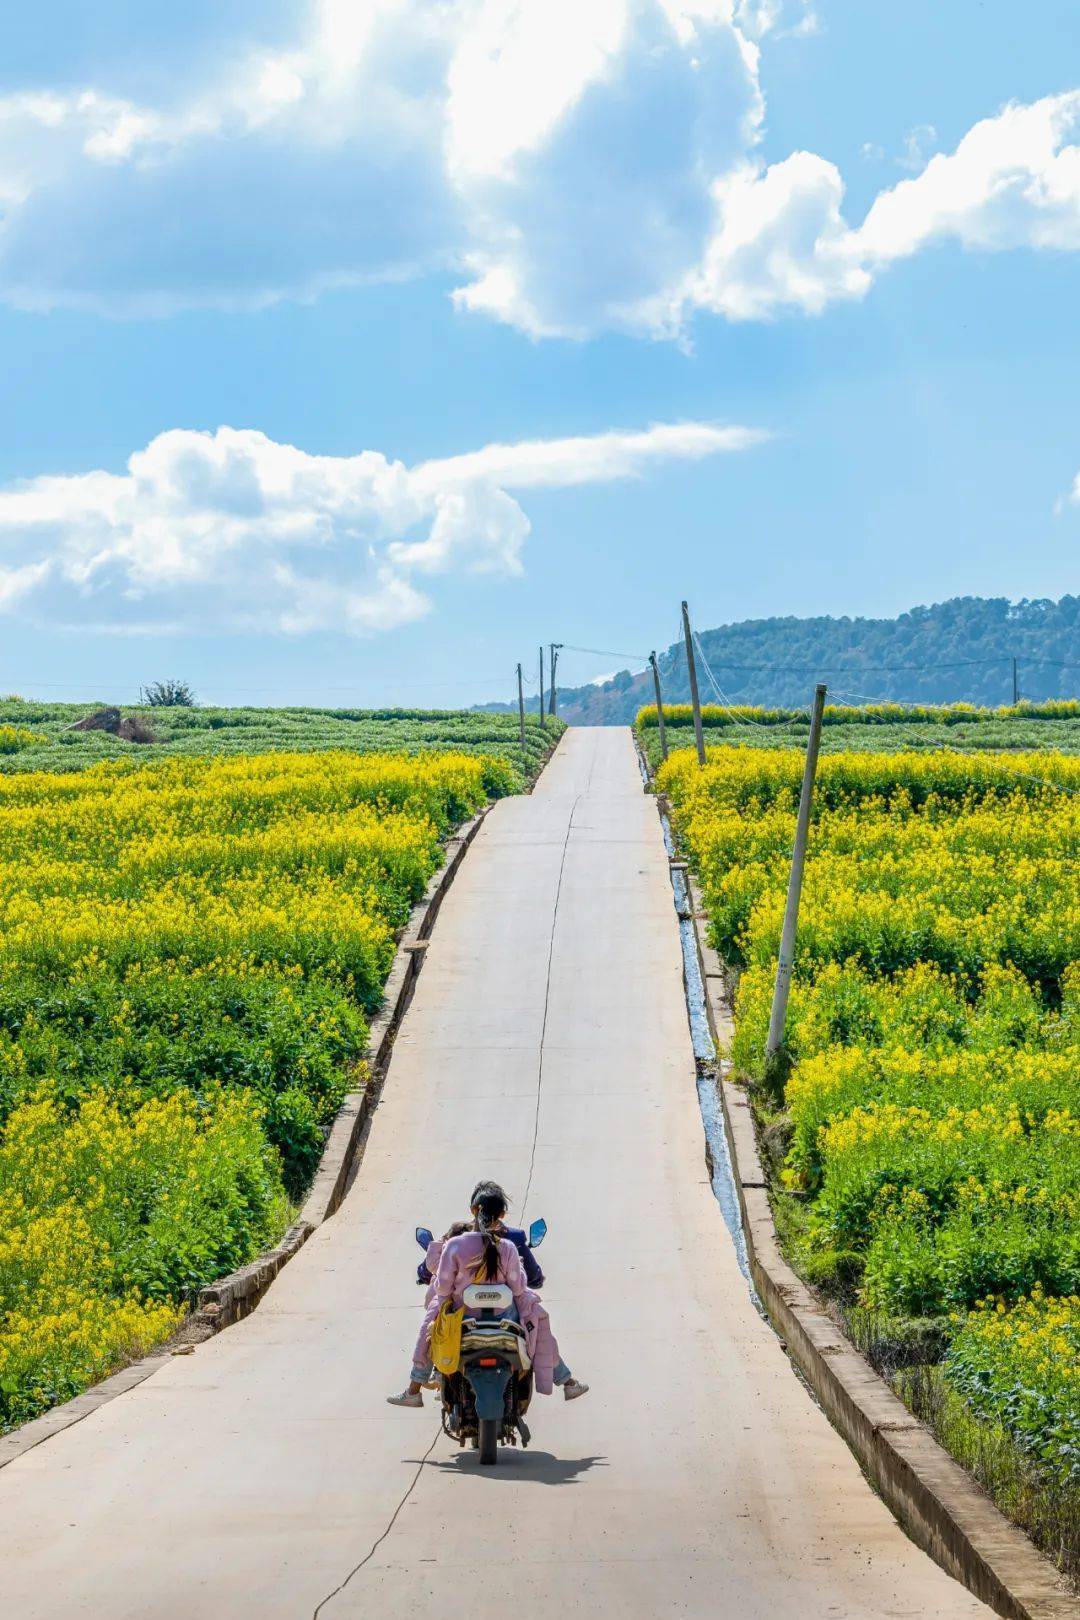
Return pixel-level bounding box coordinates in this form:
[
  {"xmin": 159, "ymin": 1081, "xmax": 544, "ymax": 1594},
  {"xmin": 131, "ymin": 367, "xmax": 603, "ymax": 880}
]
[{"xmin": 543, "ymin": 596, "xmax": 1080, "ymax": 725}]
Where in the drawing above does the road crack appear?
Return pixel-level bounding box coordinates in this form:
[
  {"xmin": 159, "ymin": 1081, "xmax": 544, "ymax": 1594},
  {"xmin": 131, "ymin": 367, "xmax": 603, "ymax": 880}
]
[{"xmin": 311, "ymin": 1425, "xmax": 441, "ymax": 1617}]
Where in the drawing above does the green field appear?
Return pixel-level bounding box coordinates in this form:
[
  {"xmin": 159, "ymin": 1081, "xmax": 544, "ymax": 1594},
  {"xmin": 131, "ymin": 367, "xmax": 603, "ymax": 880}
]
[
  {"xmin": 0, "ymin": 702, "xmax": 565, "ymax": 1431},
  {"xmin": 635, "ymin": 699, "xmax": 1080, "ymax": 770},
  {"xmin": 0, "ymin": 700, "xmax": 562, "ymax": 785},
  {"xmin": 649, "ymin": 710, "xmax": 1080, "ymax": 1584}
]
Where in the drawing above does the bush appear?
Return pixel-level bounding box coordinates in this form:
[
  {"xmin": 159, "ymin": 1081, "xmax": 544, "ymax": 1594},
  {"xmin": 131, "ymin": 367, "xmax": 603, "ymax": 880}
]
[{"xmin": 140, "ymin": 679, "xmax": 195, "ymax": 708}]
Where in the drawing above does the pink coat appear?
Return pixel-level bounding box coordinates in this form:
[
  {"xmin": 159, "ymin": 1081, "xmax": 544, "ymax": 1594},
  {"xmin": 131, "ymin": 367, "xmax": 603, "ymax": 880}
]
[{"xmin": 415, "ymin": 1232, "xmax": 559, "ymax": 1395}]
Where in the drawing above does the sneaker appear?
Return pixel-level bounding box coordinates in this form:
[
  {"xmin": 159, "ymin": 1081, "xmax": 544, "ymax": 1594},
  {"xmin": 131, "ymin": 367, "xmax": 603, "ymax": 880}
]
[
  {"xmin": 562, "ymin": 1379, "xmax": 589, "ymax": 1402},
  {"xmin": 386, "ymin": 1389, "xmax": 423, "ymax": 1408}
]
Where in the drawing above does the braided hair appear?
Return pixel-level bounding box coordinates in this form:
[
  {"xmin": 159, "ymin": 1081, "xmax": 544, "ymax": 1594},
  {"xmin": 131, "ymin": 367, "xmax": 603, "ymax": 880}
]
[{"xmin": 470, "ymin": 1180, "xmax": 509, "ymax": 1282}]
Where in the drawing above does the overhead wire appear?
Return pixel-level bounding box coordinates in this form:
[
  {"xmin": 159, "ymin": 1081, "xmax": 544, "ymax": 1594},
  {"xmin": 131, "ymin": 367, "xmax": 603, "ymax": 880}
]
[{"xmin": 693, "ymin": 631, "xmax": 786, "ymax": 728}]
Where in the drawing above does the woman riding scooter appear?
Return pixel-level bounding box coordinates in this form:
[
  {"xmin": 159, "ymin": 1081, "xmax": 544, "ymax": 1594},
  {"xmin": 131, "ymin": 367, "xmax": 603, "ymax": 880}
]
[{"xmin": 387, "ymin": 1181, "xmax": 589, "ymax": 1407}]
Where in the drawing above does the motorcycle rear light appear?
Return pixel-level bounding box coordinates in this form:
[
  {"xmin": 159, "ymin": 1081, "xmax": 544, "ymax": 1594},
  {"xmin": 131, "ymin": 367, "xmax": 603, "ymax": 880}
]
[{"xmin": 477, "ymin": 1357, "xmax": 498, "ymax": 1367}]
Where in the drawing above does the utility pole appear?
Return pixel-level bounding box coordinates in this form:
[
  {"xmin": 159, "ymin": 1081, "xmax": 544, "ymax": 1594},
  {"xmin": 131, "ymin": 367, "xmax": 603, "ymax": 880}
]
[
  {"xmin": 538, "ymin": 647, "xmax": 546, "ymax": 729},
  {"xmin": 681, "ymin": 600, "xmax": 706, "ymax": 766},
  {"xmin": 516, "ymin": 663, "xmax": 526, "ymax": 754},
  {"xmin": 549, "ymin": 643, "xmax": 562, "ymax": 717},
  {"xmin": 649, "ymin": 651, "xmax": 668, "ymax": 761},
  {"xmin": 1012, "ymin": 656, "xmax": 1019, "ymax": 707},
  {"xmin": 764, "ymin": 682, "xmax": 827, "ymax": 1075}
]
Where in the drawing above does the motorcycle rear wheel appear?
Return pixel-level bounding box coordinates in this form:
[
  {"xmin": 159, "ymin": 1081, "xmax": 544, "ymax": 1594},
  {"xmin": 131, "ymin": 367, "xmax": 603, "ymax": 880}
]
[{"xmin": 477, "ymin": 1418, "xmax": 498, "ymax": 1466}]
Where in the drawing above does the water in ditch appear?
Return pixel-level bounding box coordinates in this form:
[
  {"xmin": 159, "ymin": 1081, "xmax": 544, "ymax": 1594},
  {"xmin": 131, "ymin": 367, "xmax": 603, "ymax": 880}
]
[{"xmin": 661, "ymin": 806, "xmax": 757, "ymax": 1295}]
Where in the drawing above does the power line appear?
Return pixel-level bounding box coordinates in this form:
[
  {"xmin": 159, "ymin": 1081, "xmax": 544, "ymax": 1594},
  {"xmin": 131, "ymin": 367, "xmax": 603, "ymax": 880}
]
[
  {"xmin": 662, "ymin": 655, "xmax": 1080, "ymax": 675},
  {"xmin": 693, "ymin": 631, "xmax": 780, "ymax": 729},
  {"xmin": 560, "ymin": 643, "xmax": 651, "ymax": 663}
]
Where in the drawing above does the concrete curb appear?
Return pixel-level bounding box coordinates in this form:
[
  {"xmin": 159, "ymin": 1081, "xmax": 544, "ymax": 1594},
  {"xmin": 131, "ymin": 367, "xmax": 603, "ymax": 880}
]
[
  {"xmin": 0, "ymin": 803, "xmax": 491, "ymax": 1473},
  {"xmin": 677, "ymin": 859, "xmax": 1075, "ymax": 1620},
  {"xmin": 199, "ymin": 803, "xmax": 490, "ymax": 1324}
]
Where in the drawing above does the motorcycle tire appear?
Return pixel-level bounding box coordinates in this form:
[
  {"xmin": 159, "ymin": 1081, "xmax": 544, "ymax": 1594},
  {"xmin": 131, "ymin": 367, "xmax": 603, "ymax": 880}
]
[{"xmin": 478, "ymin": 1418, "xmax": 498, "ymax": 1466}]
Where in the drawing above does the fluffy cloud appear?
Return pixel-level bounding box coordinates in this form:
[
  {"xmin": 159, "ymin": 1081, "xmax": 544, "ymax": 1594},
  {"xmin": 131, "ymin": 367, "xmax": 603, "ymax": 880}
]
[
  {"xmin": 854, "ymin": 92, "xmax": 1080, "ymax": 265},
  {"xmin": 687, "ymin": 152, "xmax": 870, "ymax": 320},
  {"xmin": 0, "ymin": 0, "xmax": 764, "ymax": 327},
  {"xmin": 2, "ymin": 2, "xmax": 1079, "ymax": 336},
  {"xmin": 673, "ymin": 91, "xmax": 1080, "ymax": 326},
  {"xmin": 448, "ymin": 1, "xmax": 763, "ymax": 337},
  {"xmin": 0, "ymin": 420, "xmax": 764, "ymax": 634}
]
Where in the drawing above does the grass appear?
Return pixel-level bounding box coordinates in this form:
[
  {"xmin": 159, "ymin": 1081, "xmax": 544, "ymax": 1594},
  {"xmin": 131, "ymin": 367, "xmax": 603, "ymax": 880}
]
[
  {"xmin": 898, "ymin": 1364, "xmax": 1080, "ymax": 1586},
  {"xmin": 636, "ymin": 703, "xmax": 1080, "ymax": 770},
  {"xmin": 0, "ymin": 699, "xmax": 563, "ymax": 786}
]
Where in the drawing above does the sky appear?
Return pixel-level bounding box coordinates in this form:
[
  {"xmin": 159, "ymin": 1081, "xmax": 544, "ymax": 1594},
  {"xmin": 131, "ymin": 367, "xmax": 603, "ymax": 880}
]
[{"xmin": 1, "ymin": 0, "xmax": 1079, "ymax": 708}]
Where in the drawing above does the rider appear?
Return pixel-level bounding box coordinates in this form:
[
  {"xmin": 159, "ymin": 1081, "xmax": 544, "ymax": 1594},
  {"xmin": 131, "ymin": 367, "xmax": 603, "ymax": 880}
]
[
  {"xmin": 416, "ymin": 1186, "xmax": 544, "ymax": 1289},
  {"xmin": 387, "ymin": 1181, "xmax": 588, "ymax": 1408}
]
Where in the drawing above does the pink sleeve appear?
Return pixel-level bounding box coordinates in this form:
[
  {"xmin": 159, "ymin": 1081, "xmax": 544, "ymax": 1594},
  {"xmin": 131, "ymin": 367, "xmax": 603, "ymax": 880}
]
[
  {"xmin": 500, "ymin": 1239, "xmax": 527, "ymax": 1300},
  {"xmin": 434, "ymin": 1238, "xmax": 461, "ymax": 1304}
]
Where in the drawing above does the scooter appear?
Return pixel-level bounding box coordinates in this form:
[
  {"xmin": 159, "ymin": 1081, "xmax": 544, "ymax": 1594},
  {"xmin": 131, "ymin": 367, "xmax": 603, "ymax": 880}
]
[{"xmin": 413, "ymin": 1219, "xmax": 548, "ymax": 1465}]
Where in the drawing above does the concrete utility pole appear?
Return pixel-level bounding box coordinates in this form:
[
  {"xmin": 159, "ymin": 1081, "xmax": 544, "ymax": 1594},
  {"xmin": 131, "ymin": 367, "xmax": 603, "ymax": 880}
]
[
  {"xmin": 681, "ymin": 600, "xmax": 706, "ymax": 766},
  {"xmin": 538, "ymin": 647, "xmax": 546, "ymax": 728},
  {"xmin": 765, "ymin": 682, "xmax": 827, "ymax": 1071},
  {"xmin": 549, "ymin": 643, "xmax": 562, "ymax": 717},
  {"xmin": 516, "ymin": 663, "xmax": 526, "ymax": 753},
  {"xmin": 1012, "ymin": 656, "xmax": 1019, "ymax": 707},
  {"xmin": 649, "ymin": 651, "xmax": 668, "ymax": 761}
]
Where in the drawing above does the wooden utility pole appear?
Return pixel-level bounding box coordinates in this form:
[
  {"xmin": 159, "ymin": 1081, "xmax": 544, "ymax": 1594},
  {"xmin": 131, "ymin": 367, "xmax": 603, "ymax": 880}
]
[
  {"xmin": 649, "ymin": 651, "xmax": 668, "ymax": 761},
  {"xmin": 516, "ymin": 663, "xmax": 526, "ymax": 753},
  {"xmin": 549, "ymin": 643, "xmax": 561, "ymax": 717},
  {"xmin": 538, "ymin": 647, "xmax": 546, "ymax": 728},
  {"xmin": 764, "ymin": 682, "xmax": 827, "ymax": 1070},
  {"xmin": 1012, "ymin": 656, "xmax": 1019, "ymax": 706},
  {"xmin": 681, "ymin": 600, "xmax": 706, "ymax": 766}
]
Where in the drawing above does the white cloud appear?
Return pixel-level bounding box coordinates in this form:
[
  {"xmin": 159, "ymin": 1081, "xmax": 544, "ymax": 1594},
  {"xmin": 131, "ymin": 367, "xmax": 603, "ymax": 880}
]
[
  {"xmin": 0, "ymin": 420, "xmax": 763, "ymax": 634},
  {"xmin": 675, "ymin": 90, "xmax": 1080, "ymax": 325},
  {"xmin": 1058, "ymin": 467, "xmax": 1080, "ymax": 515},
  {"xmin": 0, "ymin": 0, "xmax": 769, "ymax": 334},
  {"xmin": 412, "ymin": 421, "xmax": 765, "ymax": 488},
  {"xmin": 853, "ymin": 93, "xmax": 1080, "ymax": 265},
  {"xmin": 448, "ymin": 1, "xmax": 764, "ymax": 337},
  {"xmin": 687, "ymin": 153, "xmax": 870, "ymax": 320},
  {"xmin": 897, "ymin": 123, "xmax": 938, "ymax": 172},
  {"xmin": 2, "ymin": 2, "xmax": 1078, "ymax": 338}
]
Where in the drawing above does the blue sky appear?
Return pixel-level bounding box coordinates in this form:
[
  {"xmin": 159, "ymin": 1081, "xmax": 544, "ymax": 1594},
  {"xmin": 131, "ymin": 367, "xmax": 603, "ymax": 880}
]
[{"xmin": 0, "ymin": 0, "xmax": 1078, "ymax": 707}]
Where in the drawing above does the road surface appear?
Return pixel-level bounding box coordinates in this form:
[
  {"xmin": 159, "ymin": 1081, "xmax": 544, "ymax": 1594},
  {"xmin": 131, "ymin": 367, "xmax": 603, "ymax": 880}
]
[{"xmin": 0, "ymin": 728, "xmax": 988, "ymax": 1618}]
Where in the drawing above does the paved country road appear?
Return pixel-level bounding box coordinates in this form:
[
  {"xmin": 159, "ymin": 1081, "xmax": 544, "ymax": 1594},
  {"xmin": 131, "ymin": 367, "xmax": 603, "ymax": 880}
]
[{"xmin": 0, "ymin": 728, "xmax": 989, "ymax": 1619}]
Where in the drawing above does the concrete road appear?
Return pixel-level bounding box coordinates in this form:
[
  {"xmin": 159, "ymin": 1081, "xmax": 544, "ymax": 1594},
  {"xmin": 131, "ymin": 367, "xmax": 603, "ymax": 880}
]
[{"xmin": 0, "ymin": 728, "xmax": 989, "ymax": 1619}]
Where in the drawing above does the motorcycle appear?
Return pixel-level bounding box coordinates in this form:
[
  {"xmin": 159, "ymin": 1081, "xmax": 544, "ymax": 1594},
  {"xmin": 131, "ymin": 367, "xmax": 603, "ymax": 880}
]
[{"xmin": 414, "ymin": 1219, "xmax": 547, "ymax": 1466}]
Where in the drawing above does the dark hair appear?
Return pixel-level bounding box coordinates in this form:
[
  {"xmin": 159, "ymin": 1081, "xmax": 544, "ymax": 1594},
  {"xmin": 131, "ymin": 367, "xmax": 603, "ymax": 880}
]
[
  {"xmin": 470, "ymin": 1181, "xmax": 509, "ymax": 1282},
  {"xmin": 443, "ymin": 1220, "xmax": 470, "ymax": 1241}
]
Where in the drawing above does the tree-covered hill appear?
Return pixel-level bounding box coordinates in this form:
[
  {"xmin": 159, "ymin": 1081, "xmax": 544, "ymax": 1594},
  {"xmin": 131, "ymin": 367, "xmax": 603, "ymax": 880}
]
[{"xmin": 542, "ymin": 597, "xmax": 1080, "ymax": 725}]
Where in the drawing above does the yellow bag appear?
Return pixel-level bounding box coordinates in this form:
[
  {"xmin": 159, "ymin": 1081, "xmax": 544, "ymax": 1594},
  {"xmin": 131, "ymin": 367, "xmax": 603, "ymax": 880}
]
[{"xmin": 430, "ymin": 1300, "xmax": 465, "ymax": 1376}]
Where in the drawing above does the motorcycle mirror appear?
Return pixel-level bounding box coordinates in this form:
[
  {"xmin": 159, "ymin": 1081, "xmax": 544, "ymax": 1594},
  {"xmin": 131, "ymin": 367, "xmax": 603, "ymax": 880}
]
[
  {"xmin": 415, "ymin": 1226, "xmax": 434, "ymax": 1250},
  {"xmin": 528, "ymin": 1217, "xmax": 547, "ymax": 1249}
]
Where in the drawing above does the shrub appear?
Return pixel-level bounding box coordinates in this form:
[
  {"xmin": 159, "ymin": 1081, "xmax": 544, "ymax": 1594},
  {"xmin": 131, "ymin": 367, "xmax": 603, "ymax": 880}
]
[{"xmin": 140, "ymin": 679, "xmax": 195, "ymax": 708}]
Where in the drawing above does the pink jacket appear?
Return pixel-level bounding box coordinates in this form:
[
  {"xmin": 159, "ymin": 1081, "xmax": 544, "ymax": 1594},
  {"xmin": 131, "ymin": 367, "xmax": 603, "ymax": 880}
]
[{"xmin": 414, "ymin": 1232, "xmax": 559, "ymax": 1395}]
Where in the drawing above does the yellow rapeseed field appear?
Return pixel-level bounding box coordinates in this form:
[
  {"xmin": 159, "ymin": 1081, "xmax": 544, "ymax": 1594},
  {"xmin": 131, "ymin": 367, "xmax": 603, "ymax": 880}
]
[
  {"xmin": 0, "ymin": 748, "xmax": 512, "ymax": 1430},
  {"xmin": 659, "ymin": 743, "xmax": 1080, "ymax": 1486}
]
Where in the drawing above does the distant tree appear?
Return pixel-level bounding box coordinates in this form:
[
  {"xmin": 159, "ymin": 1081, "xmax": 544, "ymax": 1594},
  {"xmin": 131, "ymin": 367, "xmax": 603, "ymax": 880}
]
[{"xmin": 140, "ymin": 679, "xmax": 195, "ymax": 708}]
